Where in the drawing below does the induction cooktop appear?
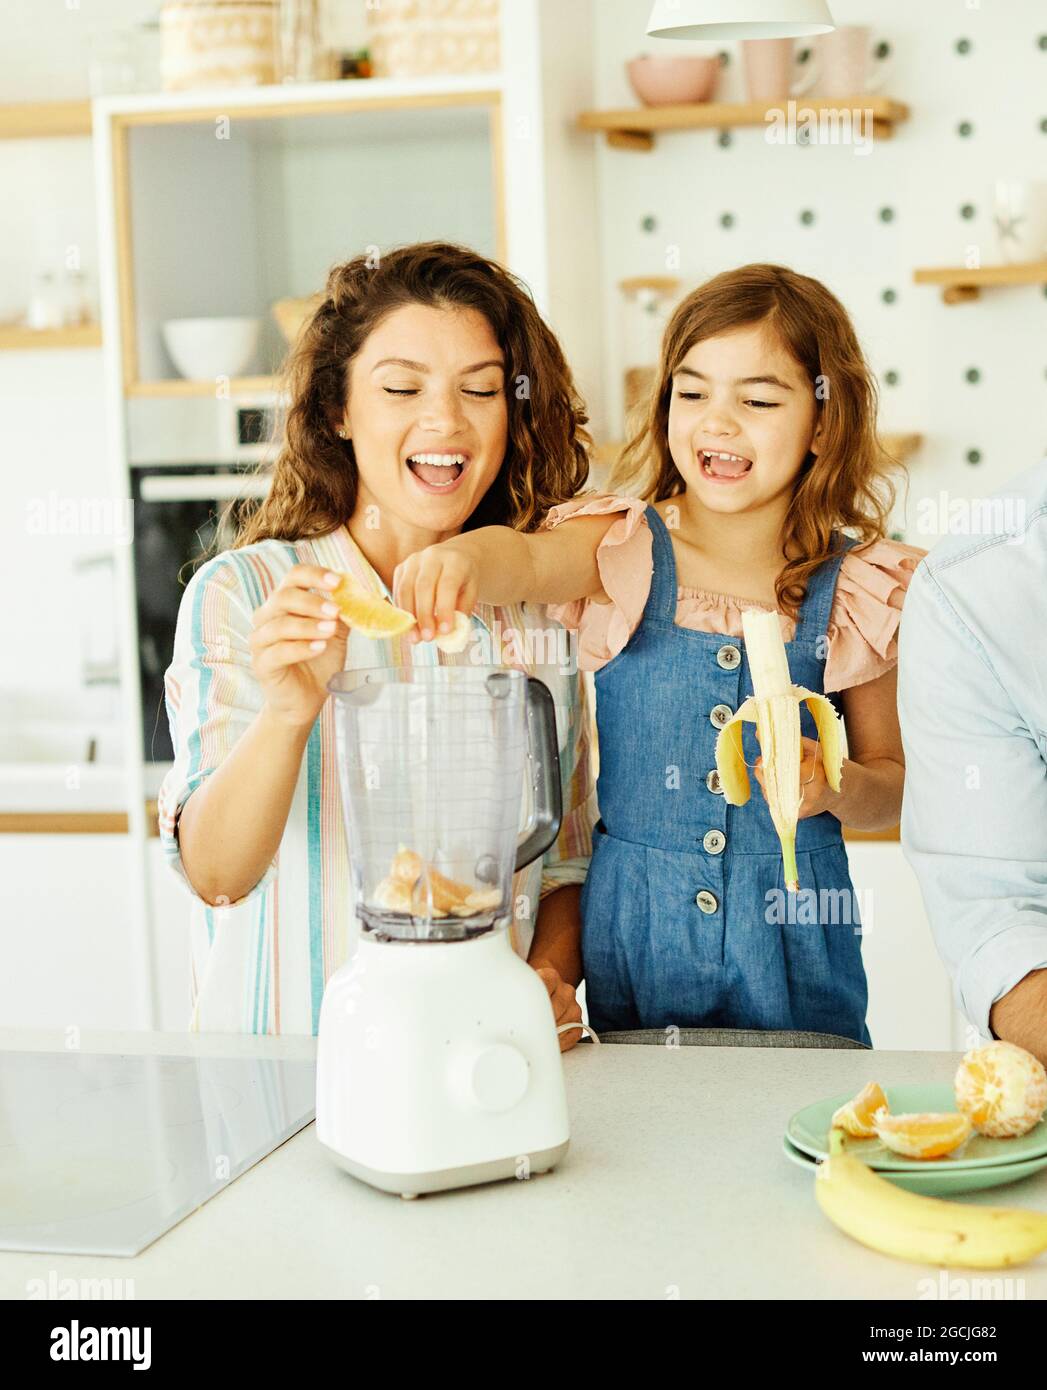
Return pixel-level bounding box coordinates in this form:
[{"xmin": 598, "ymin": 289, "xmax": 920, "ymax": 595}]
[{"xmin": 0, "ymin": 1050, "xmax": 316, "ymax": 1256}]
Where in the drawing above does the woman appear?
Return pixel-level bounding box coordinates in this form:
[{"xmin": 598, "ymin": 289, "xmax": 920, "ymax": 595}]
[{"xmin": 157, "ymin": 242, "xmax": 597, "ymax": 1040}]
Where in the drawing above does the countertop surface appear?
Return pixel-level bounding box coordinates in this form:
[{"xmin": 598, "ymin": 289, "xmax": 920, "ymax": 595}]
[{"xmin": 2, "ymin": 1028, "xmax": 1044, "ymax": 1300}]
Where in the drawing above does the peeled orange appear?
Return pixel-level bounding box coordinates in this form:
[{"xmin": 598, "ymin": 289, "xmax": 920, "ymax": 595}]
[
  {"xmin": 955, "ymin": 1041, "xmax": 1047, "ymax": 1139},
  {"xmin": 330, "ymin": 574, "xmax": 417, "ymax": 639},
  {"xmin": 874, "ymin": 1111, "xmax": 972, "ymax": 1160},
  {"xmin": 832, "ymin": 1081, "xmax": 889, "ymax": 1138}
]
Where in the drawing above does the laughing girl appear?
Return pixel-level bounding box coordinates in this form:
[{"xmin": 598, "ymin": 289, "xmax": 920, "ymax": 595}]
[{"xmin": 394, "ymin": 263, "xmax": 924, "ymax": 1044}]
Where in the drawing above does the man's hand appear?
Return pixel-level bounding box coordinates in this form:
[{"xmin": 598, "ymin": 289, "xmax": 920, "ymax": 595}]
[{"xmin": 532, "ymin": 964, "xmax": 585, "ymax": 1051}]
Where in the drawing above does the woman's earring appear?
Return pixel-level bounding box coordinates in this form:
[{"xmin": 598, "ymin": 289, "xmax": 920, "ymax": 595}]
[{"xmin": 337, "ymin": 428, "xmax": 349, "ymax": 439}]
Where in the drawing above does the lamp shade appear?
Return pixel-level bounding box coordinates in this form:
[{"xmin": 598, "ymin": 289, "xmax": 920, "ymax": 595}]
[{"xmin": 646, "ymin": 0, "xmax": 835, "ymax": 41}]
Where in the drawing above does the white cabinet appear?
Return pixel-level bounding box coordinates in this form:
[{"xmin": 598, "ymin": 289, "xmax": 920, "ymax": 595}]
[
  {"xmin": 0, "ymin": 836, "xmax": 138, "ymax": 1030},
  {"xmin": 0, "ymin": 835, "xmax": 192, "ymax": 1033},
  {"xmin": 146, "ymin": 839, "xmax": 193, "ymax": 1032},
  {"xmin": 123, "ymin": 96, "xmax": 501, "ymax": 390}
]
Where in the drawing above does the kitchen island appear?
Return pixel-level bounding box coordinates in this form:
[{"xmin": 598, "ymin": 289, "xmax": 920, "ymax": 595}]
[{"xmin": 2, "ymin": 1028, "xmax": 1045, "ymax": 1300}]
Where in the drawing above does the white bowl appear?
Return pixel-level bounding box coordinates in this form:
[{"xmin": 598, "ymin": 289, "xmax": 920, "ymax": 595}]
[{"xmin": 161, "ymin": 316, "xmax": 262, "ymax": 380}]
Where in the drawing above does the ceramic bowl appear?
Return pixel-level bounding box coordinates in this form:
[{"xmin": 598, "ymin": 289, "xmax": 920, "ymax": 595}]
[
  {"xmin": 161, "ymin": 316, "xmax": 262, "ymax": 380},
  {"xmin": 626, "ymin": 55, "xmax": 720, "ymax": 106}
]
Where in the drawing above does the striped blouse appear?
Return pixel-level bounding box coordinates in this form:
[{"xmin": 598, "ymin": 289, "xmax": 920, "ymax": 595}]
[{"xmin": 158, "ymin": 523, "xmax": 597, "ymax": 1036}]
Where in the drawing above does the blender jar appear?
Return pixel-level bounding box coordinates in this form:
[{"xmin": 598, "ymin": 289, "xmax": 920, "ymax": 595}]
[{"xmin": 328, "ymin": 666, "xmax": 562, "ymax": 942}]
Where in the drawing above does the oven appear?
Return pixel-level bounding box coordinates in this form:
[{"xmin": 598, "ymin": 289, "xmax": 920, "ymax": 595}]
[{"xmin": 127, "ymin": 394, "xmax": 283, "ymax": 776}]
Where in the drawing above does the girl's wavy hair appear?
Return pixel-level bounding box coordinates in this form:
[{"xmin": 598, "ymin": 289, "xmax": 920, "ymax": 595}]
[
  {"xmin": 613, "ymin": 263, "xmax": 897, "ymax": 617},
  {"xmin": 233, "ymin": 241, "xmax": 591, "ymax": 548}
]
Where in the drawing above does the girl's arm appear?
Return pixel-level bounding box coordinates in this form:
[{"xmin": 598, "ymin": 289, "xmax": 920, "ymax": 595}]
[
  {"xmin": 392, "ymin": 515, "xmax": 613, "ymax": 640},
  {"xmin": 833, "ymin": 667, "xmax": 906, "ymax": 831}
]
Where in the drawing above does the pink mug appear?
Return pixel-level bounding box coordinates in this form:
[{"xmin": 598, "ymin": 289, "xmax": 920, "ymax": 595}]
[{"xmin": 741, "ymin": 37, "xmax": 816, "ymax": 102}]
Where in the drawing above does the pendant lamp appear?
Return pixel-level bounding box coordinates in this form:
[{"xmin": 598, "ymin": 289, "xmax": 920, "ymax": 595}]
[{"xmin": 646, "ymin": 0, "xmax": 835, "ymax": 41}]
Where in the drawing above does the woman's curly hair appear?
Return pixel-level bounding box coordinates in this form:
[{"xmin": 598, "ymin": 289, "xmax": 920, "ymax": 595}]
[{"xmin": 234, "ymin": 241, "xmax": 591, "ymax": 547}]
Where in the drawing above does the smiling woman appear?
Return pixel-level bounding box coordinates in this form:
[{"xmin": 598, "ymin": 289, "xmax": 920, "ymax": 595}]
[{"xmin": 156, "ymin": 243, "xmax": 598, "ymax": 1037}]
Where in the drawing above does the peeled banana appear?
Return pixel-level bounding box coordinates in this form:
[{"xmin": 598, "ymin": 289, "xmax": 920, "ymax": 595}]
[
  {"xmin": 714, "ymin": 607, "xmax": 844, "ymax": 891},
  {"xmin": 815, "ymin": 1132, "xmax": 1047, "ymax": 1269}
]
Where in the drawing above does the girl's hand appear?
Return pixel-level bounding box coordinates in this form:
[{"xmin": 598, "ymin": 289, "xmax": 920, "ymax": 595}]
[
  {"xmin": 250, "ymin": 565, "xmax": 349, "ymax": 727},
  {"xmin": 753, "ymin": 735, "xmax": 842, "ymax": 820},
  {"xmin": 531, "ymin": 965, "xmax": 585, "ymax": 1052},
  {"xmin": 393, "ymin": 540, "xmax": 479, "ymax": 643}
]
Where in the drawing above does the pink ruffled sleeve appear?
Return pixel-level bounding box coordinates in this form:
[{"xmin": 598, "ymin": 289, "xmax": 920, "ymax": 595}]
[
  {"xmin": 538, "ymin": 493, "xmax": 653, "ymax": 672},
  {"xmin": 824, "ymin": 538, "xmax": 927, "ymax": 693}
]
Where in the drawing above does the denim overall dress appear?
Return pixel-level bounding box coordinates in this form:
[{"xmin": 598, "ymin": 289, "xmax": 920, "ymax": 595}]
[{"xmin": 580, "ymin": 504, "xmax": 870, "ymax": 1044}]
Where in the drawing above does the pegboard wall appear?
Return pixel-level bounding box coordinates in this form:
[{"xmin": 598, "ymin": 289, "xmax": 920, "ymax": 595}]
[{"xmin": 590, "ymin": 0, "xmax": 1047, "ymax": 540}]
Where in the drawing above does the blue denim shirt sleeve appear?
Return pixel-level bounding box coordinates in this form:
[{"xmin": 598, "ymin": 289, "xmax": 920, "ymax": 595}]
[{"xmin": 899, "ymin": 561, "xmax": 1047, "ymax": 1038}]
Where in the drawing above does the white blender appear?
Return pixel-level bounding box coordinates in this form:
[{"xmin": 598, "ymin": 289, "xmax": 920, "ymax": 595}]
[{"xmin": 315, "ymin": 665, "xmax": 571, "ymax": 1197}]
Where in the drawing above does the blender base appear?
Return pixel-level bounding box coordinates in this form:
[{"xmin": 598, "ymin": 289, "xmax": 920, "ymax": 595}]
[{"xmin": 319, "ymin": 1138, "xmax": 570, "ymax": 1199}]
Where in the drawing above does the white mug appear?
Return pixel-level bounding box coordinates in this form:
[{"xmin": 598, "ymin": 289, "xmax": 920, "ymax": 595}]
[
  {"xmin": 810, "ymin": 25, "xmax": 890, "ymax": 98},
  {"xmin": 993, "ymin": 181, "xmax": 1047, "ymax": 264}
]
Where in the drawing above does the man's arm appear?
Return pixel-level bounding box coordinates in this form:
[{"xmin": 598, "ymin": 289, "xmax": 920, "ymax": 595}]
[
  {"xmin": 899, "ymin": 563, "xmax": 1047, "ymax": 1055},
  {"xmin": 990, "ymin": 970, "xmax": 1047, "ymax": 1064}
]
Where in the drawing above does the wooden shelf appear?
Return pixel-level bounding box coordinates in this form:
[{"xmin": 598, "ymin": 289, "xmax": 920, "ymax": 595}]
[
  {"xmin": 0, "ymin": 99, "xmax": 92, "ymax": 139},
  {"xmin": 577, "ymin": 96, "xmax": 910, "ymax": 150},
  {"xmin": 0, "ymin": 323, "xmax": 102, "ymax": 350},
  {"xmin": 879, "ymin": 432, "xmax": 923, "ymax": 465},
  {"xmin": 0, "ymin": 802, "xmax": 161, "ymax": 836},
  {"xmin": 913, "ymin": 260, "xmax": 1047, "ymax": 305},
  {"xmin": 126, "ymin": 375, "xmax": 282, "ymax": 399},
  {"xmin": 591, "ymin": 432, "xmax": 922, "ymax": 475}
]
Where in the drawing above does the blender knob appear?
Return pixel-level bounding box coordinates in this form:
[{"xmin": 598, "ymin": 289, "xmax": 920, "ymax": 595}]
[{"xmin": 467, "ymin": 1044, "xmax": 530, "ymax": 1112}]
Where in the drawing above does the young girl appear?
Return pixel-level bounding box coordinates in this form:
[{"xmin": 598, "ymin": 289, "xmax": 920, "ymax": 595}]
[
  {"xmin": 393, "ymin": 263, "xmax": 924, "ymax": 1045},
  {"xmin": 158, "ymin": 242, "xmax": 597, "ymax": 1038}
]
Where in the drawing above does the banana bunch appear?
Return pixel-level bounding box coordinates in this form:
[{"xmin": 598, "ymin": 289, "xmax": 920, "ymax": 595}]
[
  {"xmin": 714, "ymin": 607, "xmax": 844, "ymax": 891},
  {"xmin": 815, "ymin": 1132, "xmax": 1047, "ymax": 1269}
]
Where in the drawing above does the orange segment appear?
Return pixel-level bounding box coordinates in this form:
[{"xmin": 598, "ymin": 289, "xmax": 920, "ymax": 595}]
[
  {"xmin": 874, "ymin": 1111, "xmax": 972, "ymax": 1160},
  {"xmin": 330, "ymin": 574, "xmax": 417, "ymax": 639},
  {"xmin": 832, "ymin": 1081, "xmax": 889, "ymax": 1138},
  {"xmin": 955, "ymin": 1041, "xmax": 1047, "ymax": 1139},
  {"xmin": 433, "ymin": 611, "xmax": 473, "ymax": 654}
]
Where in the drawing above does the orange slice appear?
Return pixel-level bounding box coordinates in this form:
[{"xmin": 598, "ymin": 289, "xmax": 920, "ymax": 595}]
[
  {"xmin": 330, "ymin": 574, "xmax": 416, "ymax": 639},
  {"xmin": 955, "ymin": 1041, "xmax": 1047, "ymax": 1139},
  {"xmin": 432, "ymin": 611, "xmax": 473, "ymax": 654},
  {"xmin": 874, "ymin": 1111, "xmax": 972, "ymax": 1160},
  {"xmin": 373, "ymin": 845, "xmax": 501, "ymax": 919},
  {"xmin": 832, "ymin": 1081, "xmax": 888, "ymax": 1138}
]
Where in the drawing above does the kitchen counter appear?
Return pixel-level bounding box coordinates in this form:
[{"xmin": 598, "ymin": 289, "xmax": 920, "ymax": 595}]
[{"xmin": 2, "ymin": 1028, "xmax": 1044, "ymax": 1300}]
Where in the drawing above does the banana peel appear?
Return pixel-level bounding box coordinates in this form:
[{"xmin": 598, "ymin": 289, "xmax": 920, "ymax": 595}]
[{"xmin": 715, "ymin": 608, "xmax": 844, "ymax": 891}]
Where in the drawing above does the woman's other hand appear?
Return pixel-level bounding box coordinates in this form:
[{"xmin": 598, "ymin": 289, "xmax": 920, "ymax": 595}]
[{"xmin": 250, "ymin": 565, "xmax": 349, "ymax": 727}]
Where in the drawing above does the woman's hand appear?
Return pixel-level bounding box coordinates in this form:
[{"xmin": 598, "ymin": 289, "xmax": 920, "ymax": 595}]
[
  {"xmin": 392, "ymin": 540, "xmax": 480, "ymax": 643},
  {"xmin": 250, "ymin": 565, "xmax": 349, "ymax": 728},
  {"xmin": 753, "ymin": 735, "xmax": 841, "ymax": 820},
  {"xmin": 532, "ymin": 965, "xmax": 585, "ymax": 1052}
]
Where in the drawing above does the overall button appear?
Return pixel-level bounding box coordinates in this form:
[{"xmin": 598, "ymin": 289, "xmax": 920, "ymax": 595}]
[
  {"xmin": 695, "ymin": 890, "xmax": 719, "ymax": 914},
  {"xmin": 716, "ymin": 644, "xmax": 741, "ymax": 670},
  {"xmin": 702, "ymin": 829, "xmax": 726, "ymax": 854},
  {"xmin": 710, "ymin": 703, "xmax": 733, "ymax": 729},
  {"xmin": 706, "ymin": 769, "xmax": 723, "ymax": 795}
]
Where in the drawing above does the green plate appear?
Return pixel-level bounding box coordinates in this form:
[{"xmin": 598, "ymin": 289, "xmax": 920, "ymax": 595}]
[
  {"xmin": 788, "ymin": 1083, "xmax": 1047, "ymax": 1171},
  {"xmin": 781, "ymin": 1134, "xmax": 1047, "ymax": 1196}
]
